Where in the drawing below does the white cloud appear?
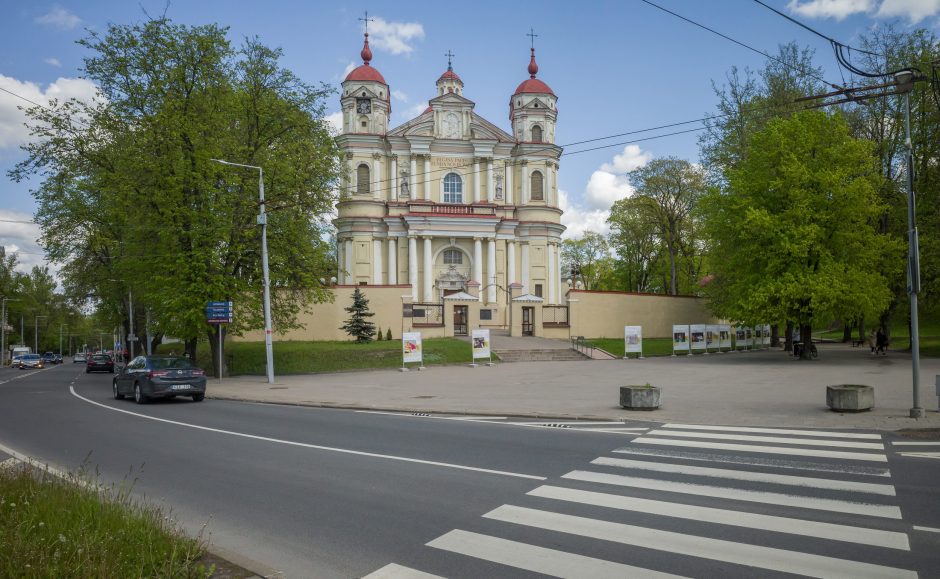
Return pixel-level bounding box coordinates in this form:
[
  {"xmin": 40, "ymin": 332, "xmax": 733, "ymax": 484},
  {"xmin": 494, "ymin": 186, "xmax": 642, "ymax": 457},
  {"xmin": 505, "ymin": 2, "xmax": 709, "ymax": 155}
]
[
  {"xmin": 324, "ymin": 110, "xmax": 343, "ymax": 135},
  {"xmin": 391, "ymin": 89, "xmax": 408, "ymax": 102},
  {"xmin": 342, "ymin": 61, "xmax": 356, "ymax": 78},
  {"xmin": 876, "ymin": 0, "xmax": 940, "ymax": 23},
  {"xmin": 35, "ymin": 5, "xmax": 81, "ymax": 30},
  {"xmin": 0, "ymin": 74, "xmax": 101, "ymax": 149},
  {"xmin": 44, "ymin": 57, "xmax": 62, "ymax": 68},
  {"xmin": 584, "ymin": 170, "xmax": 635, "ymax": 210},
  {"xmin": 369, "ymin": 18, "xmax": 425, "ymax": 56},
  {"xmin": 0, "ymin": 210, "xmax": 47, "ymax": 274},
  {"xmin": 599, "ymin": 144, "xmax": 652, "ymax": 174},
  {"xmin": 787, "ymin": 0, "xmax": 939, "ymax": 22},
  {"xmin": 559, "ymin": 189, "xmax": 612, "ymax": 239}
]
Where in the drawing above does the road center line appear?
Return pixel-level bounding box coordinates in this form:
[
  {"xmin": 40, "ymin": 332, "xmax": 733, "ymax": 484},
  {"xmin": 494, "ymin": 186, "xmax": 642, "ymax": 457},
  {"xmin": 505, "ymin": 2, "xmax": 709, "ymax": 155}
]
[{"xmin": 69, "ymin": 386, "xmax": 545, "ymax": 481}]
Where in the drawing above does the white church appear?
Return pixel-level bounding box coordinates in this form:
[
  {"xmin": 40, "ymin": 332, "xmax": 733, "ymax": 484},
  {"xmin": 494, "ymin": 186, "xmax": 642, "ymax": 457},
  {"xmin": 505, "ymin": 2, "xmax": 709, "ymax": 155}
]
[{"xmin": 333, "ymin": 31, "xmax": 566, "ymax": 336}]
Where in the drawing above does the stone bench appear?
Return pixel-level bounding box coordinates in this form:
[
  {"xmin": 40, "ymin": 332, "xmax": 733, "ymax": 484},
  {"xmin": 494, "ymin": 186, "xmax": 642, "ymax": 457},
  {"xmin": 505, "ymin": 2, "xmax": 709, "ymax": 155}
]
[{"xmin": 826, "ymin": 384, "xmax": 874, "ymax": 412}]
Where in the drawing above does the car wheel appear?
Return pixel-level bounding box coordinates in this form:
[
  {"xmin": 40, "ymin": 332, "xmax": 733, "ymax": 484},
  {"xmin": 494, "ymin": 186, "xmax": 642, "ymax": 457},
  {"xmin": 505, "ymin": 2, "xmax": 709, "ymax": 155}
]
[
  {"xmin": 109, "ymin": 368, "xmax": 114, "ymax": 373},
  {"xmin": 134, "ymin": 383, "xmax": 147, "ymax": 405},
  {"xmin": 85, "ymin": 368, "xmax": 90, "ymax": 373},
  {"xmin": 113, "ymin": 381, "xmax": 124, "ymax": 400},
  {"xmin": 192, "ymin": 394, "xmax": 205, "ymax": 402}
]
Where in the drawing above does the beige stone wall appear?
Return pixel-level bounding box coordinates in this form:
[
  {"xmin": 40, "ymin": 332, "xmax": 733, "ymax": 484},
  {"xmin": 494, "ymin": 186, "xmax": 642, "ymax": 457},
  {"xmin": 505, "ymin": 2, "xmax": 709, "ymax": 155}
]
[
  {"xmin": 568, "ymin": 290, "xmax": 718, "ymax": 339},
  {"xmin": 234, "ymin": 286, "xmax": 413, "ymax": 342}
]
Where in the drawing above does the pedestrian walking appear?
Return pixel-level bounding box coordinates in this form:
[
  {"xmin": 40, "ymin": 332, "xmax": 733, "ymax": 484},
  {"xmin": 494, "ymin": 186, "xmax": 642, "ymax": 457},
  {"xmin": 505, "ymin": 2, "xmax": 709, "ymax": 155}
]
[
  {"xmin": 875, "ymin": 327, "xmax": 888, "ymax": 355},
  {"xmin": 867, "ymin": 329, "xmax": 876, "ymax": 354}
]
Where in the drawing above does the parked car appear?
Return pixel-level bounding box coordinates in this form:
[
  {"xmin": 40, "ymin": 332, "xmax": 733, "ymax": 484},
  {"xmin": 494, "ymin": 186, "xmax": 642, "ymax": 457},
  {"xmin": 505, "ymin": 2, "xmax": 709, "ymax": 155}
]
[
  {"xmin": 73, "ymin": 352, "xmax": 87, "ymax": 363},
  {"xmin": 113, "ymin": 355, "xmax": 206, "ymax": 404},
  {"xmin": 17, "ymin": 354, "xmax": 44, "ymax": 369},
  {"xmin": 10, "ymin": 355, "xmax": 23, "ymax": 367},
  {"xmin": 53, "ymin": 354, "xmax": 63, "ymax": 364},
  {"xmin": 86, "ymin": 353, "xmax": 114, "ymax": 373},
  {"xmin": 42, "ymin": 352, "xmax": 58, "ymax": 365}
]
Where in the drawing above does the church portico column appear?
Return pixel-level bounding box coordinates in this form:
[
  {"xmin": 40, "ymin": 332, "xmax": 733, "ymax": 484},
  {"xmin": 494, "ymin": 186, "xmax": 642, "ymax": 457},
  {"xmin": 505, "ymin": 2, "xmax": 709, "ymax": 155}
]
[
  {"xmin": 486, "ymin": 159, "xmax": 494, "ymax": 203},
  {"xmin": 423, "ymin": 156, "xmax": 431, "ymax": 201},
  {"xmin": 473, "ymin": 159, "xmax": 481, "ymax": 203},
  {"xmin": 507, "ymin": 241, "xmax": 516, "ymax": 286},
  {"xmin": 487, "ymin": 238, "xmax": 497, "ymax": 303},
  {"xmin": 372, "ymin": 153, "xmax": 382, "ymax": 200},
  {"xmin": 548, "ymin": 242, "xmax": 557, "ymax": 304},
  {"xmin": 473, "ymin": 237, "xmax": 483, "ymax": 303},
  {"xmin": 408, "ymin": 236, "xmax": 418, "ymax": 300},
  {"xmin": 344, "ymin": 239, "xmax": 353, "ymax": 285},
  {"xmin": 387, "ymin": 238, "xmax": 397, "ymax": 284},
  {"xmin": 410, "ymin": 157, "xmax": 417, "ymax": 200},
  {"xmin": 391, "ymin": 156, "xmax": 399, "ymax": 202},
  {"xmin": 505, "ymin": 160, "xmax": 513, "ymax": 204},
  {"xmin": 521, "ymin": 242, "xmax": 530, "ymax": 294},
  {"xmin": 423, "ymin": 237, "xmax": 433, "ymax": 302},
  {"xmin": 373, "ymin": 239, "xmax": 383, "ymax": 284},
  {"xmin": 522, "ymin": 161, "xmax": 530, "ymax": 204}
]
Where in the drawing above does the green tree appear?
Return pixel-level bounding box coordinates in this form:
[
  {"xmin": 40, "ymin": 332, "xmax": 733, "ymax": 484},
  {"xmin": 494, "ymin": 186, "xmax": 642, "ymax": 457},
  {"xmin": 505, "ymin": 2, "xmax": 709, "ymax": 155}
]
[
  {"xmin": 607, "ymin": 204, "xmax": 660, "ymax": 293},
  {"xmin": 560, "ymin": 232, "xmax": 610, "ymax": 290},
  {"xmin": 701, "ymin": 111, "xmax": 901, "ymax": 358},
  {"xmin": 340, "ymin": 288, "xmax": 375, "ymax": 343},
  {"xmin": 11, "ymin": 18, "xmax": 340, "ymax": 373}
]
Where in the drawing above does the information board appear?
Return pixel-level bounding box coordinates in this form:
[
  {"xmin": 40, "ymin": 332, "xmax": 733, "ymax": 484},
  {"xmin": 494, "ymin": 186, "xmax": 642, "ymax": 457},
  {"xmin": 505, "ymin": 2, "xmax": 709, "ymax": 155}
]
[
  {"xmin": 719, "ymin": 325, "xmax": 732, "ymax": 349},
  {"xmin": 624, "ymin": 326, "xmax": 643, "ymax": 355},
  {"xmin": 672, "ymin": 324, "xmax": 690, "ymax": 353},
  {"xmin": 690, "ymin": 324, "xmax": 707, "ymax": 351},
  {"xmin": 402, "ymin": 332, "xmax": 423, "ymax": 364},
  {"xmin": 471, "ymin": 329, "xmax": 491, "ymax": 359}
]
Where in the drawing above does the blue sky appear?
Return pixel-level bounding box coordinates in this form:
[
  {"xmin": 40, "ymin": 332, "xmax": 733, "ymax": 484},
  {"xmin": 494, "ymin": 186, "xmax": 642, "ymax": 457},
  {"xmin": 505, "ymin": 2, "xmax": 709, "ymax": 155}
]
[{"xmin": 2, "ymin": 0, "xmax": 939, "ymax": 272}]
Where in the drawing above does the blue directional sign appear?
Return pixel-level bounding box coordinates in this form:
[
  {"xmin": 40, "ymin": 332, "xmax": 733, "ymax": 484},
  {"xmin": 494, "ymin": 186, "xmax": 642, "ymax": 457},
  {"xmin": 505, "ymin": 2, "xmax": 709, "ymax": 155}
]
[{"xmin": 206, "ymin": 301, "xmax": 233, "ymax": 324}]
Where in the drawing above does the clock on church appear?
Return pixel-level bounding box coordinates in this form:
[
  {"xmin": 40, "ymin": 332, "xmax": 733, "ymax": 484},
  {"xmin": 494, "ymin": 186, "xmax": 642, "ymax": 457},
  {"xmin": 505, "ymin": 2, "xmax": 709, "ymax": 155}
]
[{"xmin": 356, "ymin": 98, "xmax": 371, "ymax": 114}]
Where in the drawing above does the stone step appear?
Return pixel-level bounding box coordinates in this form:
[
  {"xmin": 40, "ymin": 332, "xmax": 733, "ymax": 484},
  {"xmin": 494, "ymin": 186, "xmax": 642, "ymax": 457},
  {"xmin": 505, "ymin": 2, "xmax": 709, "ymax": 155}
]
[{"xmin": 494, "ymin": 349, "xmax": 591, "ymax": 362}]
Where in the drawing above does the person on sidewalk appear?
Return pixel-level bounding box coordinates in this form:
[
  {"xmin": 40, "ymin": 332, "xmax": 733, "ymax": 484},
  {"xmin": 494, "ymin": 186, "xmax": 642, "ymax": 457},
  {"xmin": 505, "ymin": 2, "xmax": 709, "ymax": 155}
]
[
  {"xmin": 875, "ymin": 327, "xmax": 888, "ymax": 355},
  {"xmin": 867, "ymin": 329, "xmax": 877, "ymax": 354}
]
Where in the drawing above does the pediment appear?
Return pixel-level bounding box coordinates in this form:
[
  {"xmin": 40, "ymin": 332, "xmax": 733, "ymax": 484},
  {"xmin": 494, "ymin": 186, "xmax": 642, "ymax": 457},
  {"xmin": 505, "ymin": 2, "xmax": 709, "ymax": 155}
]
[
  {"xmin": 429, "ymin": 93, "xmax": 475, "ymax": 107},
  {"xmin": 388, "ymin": 112, "xmax": 433, "ymax": 137},
  {"xmin": 470, "ymin": 113, "xmax": 514, "ymax": 143},
  {"xmin": 345, "ymin": 85, "xmax": 385, "ymax": 101},
  {"xmin": 520, "ymin": 96, "xmax": 550, "ymax": 110}
]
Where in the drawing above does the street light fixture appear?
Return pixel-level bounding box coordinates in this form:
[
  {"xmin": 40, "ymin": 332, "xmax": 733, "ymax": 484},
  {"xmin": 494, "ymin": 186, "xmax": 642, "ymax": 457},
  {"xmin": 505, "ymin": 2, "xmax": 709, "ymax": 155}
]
[
  {"xmin": 894, "ymin": 69, "xmax": 924, "ymax": 418},
  {"xmin": 211, "ymin": 158, "xmax": 275, "ymax": 384}
]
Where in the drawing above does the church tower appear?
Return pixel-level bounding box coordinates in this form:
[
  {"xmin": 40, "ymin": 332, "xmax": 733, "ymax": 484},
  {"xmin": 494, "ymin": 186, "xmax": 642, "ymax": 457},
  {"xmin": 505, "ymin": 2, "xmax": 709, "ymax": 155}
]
[{"xmin": 340, "ymin": 32, "xmax": 390, "ymax": 135}]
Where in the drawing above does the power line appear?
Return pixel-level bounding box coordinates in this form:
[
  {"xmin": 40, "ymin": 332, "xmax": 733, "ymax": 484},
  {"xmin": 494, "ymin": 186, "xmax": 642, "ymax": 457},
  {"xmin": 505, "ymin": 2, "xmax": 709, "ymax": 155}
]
[{"xmin": 750, "ymin": 0, "xmax": 882, "ymax": 57}]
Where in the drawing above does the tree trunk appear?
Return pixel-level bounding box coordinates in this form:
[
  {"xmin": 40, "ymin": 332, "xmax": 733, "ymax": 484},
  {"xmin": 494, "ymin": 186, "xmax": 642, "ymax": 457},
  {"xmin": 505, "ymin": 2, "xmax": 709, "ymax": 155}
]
[
  {"xmin": 669, "ymin": 246, "xmax": 678, "ymax": 295},
  {"xmin": 799, "ymin": 324, "xmax": 813, "ymax": 360},
  {"xmin": 784, "ymin": 321, "xmax": 794, "ymax": 353},
  {"xmin": 858, "ymin": 317, "xmax": 865, "ymax": 342},
  {"xmin": 770, "ymin": 324, "xmax": 780, "ymax": 347},
  {"xmin": 206, "ymin": 326, "xmax": 226, "ymax": 379},
  {"xmin": 149, "ymin": 333, "xmax": 164, "ymax": 357},
  {"xmin": 185, "ymin": 337, "xmax": 198, "ymax": 364},
  {"xmin": 841, "ymin": 322, "xmax": 852, "ymax": 343}
]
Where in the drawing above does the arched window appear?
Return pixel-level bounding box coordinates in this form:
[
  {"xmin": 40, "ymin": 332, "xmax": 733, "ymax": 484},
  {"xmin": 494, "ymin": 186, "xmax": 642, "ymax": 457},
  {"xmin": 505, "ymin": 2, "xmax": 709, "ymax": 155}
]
[
  {"xmin": 531, "ymin": 125, "xmax": 543, "ymax": 143},
  {"xmin": 443, "ymin": 172, "xmax": 463, "ymax": 203},
  {"xmin": 443, "ymin": 249, "xmax": 463, "ymax": 265},
  {"xmin": 356, "ymin": 164, "xmax": 370, "ymax": 195},
  {"xmin": 530, "ymin": 170, "xmax": 544, "ymax": 201}
]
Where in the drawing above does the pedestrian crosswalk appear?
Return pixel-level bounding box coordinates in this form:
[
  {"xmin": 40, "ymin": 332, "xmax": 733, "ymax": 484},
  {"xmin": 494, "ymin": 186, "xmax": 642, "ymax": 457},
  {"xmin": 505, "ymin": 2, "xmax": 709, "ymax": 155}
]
[
  {"xmin": 365, "ymin": 423, "xmax": 923, "ymax": 578},
  {"xmin": 355, "ymin": 410, "xmax": 653, "ymax": 435},
  {"xmin": 891, "ymin": 439, "xmax": 940, "ymax": 460}
]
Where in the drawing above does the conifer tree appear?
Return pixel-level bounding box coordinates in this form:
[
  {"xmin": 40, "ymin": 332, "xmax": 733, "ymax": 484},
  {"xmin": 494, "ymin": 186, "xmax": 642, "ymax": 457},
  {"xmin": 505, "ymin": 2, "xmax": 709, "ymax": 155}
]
[{"xmin": 340, "ymin": 288, "xmax": 376, "ymax": 343}]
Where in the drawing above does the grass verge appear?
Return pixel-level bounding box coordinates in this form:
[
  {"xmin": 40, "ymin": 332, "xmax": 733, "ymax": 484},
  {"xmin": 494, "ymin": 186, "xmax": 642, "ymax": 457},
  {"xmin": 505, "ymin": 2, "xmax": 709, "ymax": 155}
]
[
  {"xmin": 157, "ymin": 338, "xmax": 473, "ymax": 375},
  {"xmin": 817, "ymin": 319, "xmax": 939, "ymax": 357},
  {"xmin": 0, "ymin": 462, "xmax": 212, "ymax": 578}
]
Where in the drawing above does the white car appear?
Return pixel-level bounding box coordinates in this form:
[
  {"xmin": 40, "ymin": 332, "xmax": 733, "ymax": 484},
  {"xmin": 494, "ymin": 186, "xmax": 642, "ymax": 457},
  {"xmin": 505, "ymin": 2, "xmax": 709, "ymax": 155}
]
[{"xmin": 73, "ymin": 352, "xmax": 87, "ymax": 363}]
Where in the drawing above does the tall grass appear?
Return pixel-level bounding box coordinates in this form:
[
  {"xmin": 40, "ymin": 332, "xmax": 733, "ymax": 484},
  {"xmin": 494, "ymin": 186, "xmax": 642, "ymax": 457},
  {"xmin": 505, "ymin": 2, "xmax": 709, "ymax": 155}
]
[{"xmin": 0, "ymin": 463, "xmax": 211, "ymax": 578}]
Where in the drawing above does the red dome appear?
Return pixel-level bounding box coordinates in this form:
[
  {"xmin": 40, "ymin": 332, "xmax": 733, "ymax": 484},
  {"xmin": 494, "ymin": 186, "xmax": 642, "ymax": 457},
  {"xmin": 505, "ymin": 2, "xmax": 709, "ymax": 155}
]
[
  {"xmin": 437, "ymin": 69, "xmax": 462, "ymax": 83},
  {"xmin": 345, "ymin": 64, "xmax": 387, "ymax": 85},
  {"xmin": 513, "ymin": 78, "xmax": 554, "ymax": 96}
]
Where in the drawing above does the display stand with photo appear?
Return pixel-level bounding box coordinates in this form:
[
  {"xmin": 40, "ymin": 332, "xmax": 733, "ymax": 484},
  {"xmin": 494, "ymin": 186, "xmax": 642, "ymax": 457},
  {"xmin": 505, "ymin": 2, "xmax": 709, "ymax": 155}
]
[
  {"xmin": 401, "ymin": 331, "xmax": 424, "ymax": 371},
  {"xmin": 672, "ymin": 324, "xmax": 690, "ymax": 357},
  {"xmin": 624, "ymin": 326, "xmax": 644, "ymax": 359},
  {"xmin": 470, "ymin": 329, "xmax": 493, "ymax": 367}
]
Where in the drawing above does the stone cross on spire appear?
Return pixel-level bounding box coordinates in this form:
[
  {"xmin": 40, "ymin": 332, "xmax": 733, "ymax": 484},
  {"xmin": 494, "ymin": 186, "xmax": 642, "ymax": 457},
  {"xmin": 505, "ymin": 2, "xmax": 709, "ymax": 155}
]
[
  {"xmin": 527, "ymin": 27, "xmax": 538, "ymax": 50},
  {"xmin": 444, "ymin": 50, "xmax": 455, "ymax": 71},
  {"xmin": 358, "ymin": 10, "xmax": 374, "ymax": 34}
]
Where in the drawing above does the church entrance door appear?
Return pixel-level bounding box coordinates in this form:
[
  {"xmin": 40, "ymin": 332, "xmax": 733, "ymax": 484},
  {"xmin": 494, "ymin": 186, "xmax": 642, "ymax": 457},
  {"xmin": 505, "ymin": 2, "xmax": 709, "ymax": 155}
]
[
  {"xmin": 522, "ymin": 307, "xmax": 534, "ymax": 336},
  {"xmin": 454, "ymin": 305, "xmax": 468, "ymax": 336}
]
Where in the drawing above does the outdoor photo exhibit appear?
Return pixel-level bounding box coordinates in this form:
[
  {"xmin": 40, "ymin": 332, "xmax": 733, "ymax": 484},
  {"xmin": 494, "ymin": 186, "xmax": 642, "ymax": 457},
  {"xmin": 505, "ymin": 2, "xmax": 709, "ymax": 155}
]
[
  {"xmin": 672, "ymin": 324, "xmax": 690, "ymax": 354},
  {"xmin": 471, "ymin": 329, "xmax": 491, "ymax": 360},
  {"xmin": 719, "ymin": 325, "xmax": 732, "ymax": 349},
  {"xmin": 690, "ymin": 324, "xmax": 707, "ymax": 352},
  {"xmin": 624, "ymin": 326, "xmax": 643, "ymax": 357},
  {"xmin": 735, "ymin": 327, "xmax": 746, "ymax": 350},
  {"xmin": 706, "ymin": 324, "xmax": 719, "ymax": 351},
  {"xmin": 745, "ymin": 327, "xmax": 754, "ymax": 347},
  {"xmin": 402, "ymin": 332, "xmax": 423, "ymax": 364},
  {"xmin": 763, "ymin": 324, "xmax": 772, "ymax": 346}
]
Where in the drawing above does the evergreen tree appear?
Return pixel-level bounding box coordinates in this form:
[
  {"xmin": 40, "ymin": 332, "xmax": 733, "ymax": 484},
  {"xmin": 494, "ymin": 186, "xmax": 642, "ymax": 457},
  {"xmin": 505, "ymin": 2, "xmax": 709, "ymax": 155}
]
[{"xmin": 340, "ymin": 288, "xmax": 376, "ymax": 343}]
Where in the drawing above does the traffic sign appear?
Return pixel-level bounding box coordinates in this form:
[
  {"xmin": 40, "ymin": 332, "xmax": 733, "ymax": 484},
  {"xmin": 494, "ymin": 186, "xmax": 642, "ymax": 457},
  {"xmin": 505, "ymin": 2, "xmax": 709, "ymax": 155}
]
[{"xmin": 206, "ymin": 300, "xmax": 233, "ymax": 324}]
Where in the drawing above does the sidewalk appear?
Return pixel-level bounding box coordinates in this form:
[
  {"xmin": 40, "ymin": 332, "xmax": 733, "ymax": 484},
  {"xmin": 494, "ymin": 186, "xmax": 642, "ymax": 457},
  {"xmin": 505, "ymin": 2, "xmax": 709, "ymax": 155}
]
[{"xmin": 208, "ymin": 344, "xmax": 940, "ymax": 430}]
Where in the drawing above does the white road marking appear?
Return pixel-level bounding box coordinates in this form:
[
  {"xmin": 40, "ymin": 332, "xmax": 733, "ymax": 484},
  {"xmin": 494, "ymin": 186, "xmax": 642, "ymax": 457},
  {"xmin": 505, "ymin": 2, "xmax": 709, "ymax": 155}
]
[
  {"xmin": 580, "ymin": 427, "xmax": 649, "ymax": 432},
  {"xmin": 913, "ymin": 525, "xmax": 940, "ymax": 534},
  {"xmin": 427, "ymin": 529, "xmax": 685, "ymax": 579},
  {"xmin": 633, "ymin": 437, "xmax": 888, "ymax": 462},
  {"xmin": 611, "ymin": 448, "xmax": 892, "ymax": 477},
  {"xmin": 362, "ymin": 563, "xmax": 444, "ymax": 578},
  {"xmin": 528, "ymin": 485, "xmax": 909, "ymax": 550},
  {"xmin": 514, "ymin": 421, "xmax": 627, "ymax": 426},
  {"xmin": 69, "ymin": 386, "xmax": 545, "ymax": 481},
  {"xmin": 898, "ymin": 452, "xmax": 940, "ymax": 460},
  {"xmin": 354, "ymin": 411, "xmax": 508, "ymax": 421},
  {"xmin": 0, "ymin": 368, "xmax": 48, "ymax": 385},
  {"xmin": 663, "ymin": 423, "xmax": 882, "ymax": 439},
  {"xmin": 592, "ymin": 457, "xmax": 896, "ymax": 496},
  {"xmin": 561, "ymin": 470, "xmax": 902, "ymax": 519},
  {"xmin": 0, "ymin": 441, "xmax": 100, "ymax": 490},
  {"xmin": 646, "ymin": 429, "xmax": 884, "ymax": 449},
  {"xmin": 484, "ymin": 505, "xmax": 916, "ymax": 579},
  {"xmin": 891, "ymin": 441, "xmax": 940, "ymax": 446}
]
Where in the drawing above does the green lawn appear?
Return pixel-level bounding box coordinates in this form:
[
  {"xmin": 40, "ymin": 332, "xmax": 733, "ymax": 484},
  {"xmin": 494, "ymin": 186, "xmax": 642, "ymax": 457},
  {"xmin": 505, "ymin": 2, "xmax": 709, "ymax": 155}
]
[
  {"xmin": 588, "ymin": 337, "xmax": 677, "ymax": 358},
  {"xmin": 818, "ymin": 319, "xmax": 940, "ymax": 357},
  {"xmin": 157, "ymin": 338, "xmax": 473, "ymax": 375},
  {"xmin": 0, "ymin": 464, "xmax": 211, "ymax": 578}
]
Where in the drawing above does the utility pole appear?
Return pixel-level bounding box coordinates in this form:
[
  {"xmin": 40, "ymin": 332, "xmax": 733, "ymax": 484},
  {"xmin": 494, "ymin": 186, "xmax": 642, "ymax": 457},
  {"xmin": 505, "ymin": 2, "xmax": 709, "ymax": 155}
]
[{"xmin": 128, "ymin": 289, "xmax": 135, "ymax": 360}]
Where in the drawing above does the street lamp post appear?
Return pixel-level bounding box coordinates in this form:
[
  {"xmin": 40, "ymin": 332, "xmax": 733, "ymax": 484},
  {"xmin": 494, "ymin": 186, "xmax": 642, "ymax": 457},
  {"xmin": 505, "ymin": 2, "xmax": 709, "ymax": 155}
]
[
  {"xmin": 1, "ymin": 297, "xmax": 20, "ymax": 365},
  {"xmin": 895, "ymin": 70, "xmax": 924, "ymax": 418},
  {"xmin": 34, "ymin": 315, "xmax": 47, "ymax": 354},
  {"xmin": 211, "ymin": 158, "xmax": 275, "ymax": 384}
]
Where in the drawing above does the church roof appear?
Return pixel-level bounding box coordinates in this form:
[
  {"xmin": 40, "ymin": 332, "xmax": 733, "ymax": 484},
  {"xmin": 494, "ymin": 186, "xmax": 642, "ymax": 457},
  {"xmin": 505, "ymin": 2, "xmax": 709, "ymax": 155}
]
[
  {"xmin": 437, "ymin": 69, "xmax": 463, "ymax": 84},
  {"xmin": 344, "ymin": 33, "xmax": 388, "ymax": 85},
  {"xmin": 513, "ymin": 47, "xmax": 554, "ymax": 96}
]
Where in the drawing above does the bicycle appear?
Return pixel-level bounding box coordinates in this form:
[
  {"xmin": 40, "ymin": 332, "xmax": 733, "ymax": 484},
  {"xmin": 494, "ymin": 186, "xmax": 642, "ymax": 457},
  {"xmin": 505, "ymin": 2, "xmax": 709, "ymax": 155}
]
[{"xmin": 792, "ymin": 342, "xmax": 818, "ymax": 359}]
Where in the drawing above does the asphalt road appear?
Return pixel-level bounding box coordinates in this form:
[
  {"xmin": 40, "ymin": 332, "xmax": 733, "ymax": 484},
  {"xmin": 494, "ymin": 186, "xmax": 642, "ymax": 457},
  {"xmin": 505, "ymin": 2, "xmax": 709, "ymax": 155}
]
[{"xmin": 2, "ymin": 363, "xmax": 939, "ymax": 578}]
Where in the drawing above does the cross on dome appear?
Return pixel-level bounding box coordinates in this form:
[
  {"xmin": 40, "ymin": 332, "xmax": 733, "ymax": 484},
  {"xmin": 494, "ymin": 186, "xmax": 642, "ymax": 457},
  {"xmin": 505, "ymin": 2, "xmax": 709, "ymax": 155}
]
[
  {"xmin": 445, "ymin": 49, "xmax": 455, "ymax": 71},
  {"xmin": 358, "ymin": 11, "xmax": 374, "ymax": 65}
]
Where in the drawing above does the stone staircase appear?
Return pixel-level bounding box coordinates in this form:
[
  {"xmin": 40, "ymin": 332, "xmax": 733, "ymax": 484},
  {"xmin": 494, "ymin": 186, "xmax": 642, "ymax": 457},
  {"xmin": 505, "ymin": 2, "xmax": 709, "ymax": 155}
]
[{"xmin": 493, "ymin": 348, "xmax": 592, "ymax": 362}]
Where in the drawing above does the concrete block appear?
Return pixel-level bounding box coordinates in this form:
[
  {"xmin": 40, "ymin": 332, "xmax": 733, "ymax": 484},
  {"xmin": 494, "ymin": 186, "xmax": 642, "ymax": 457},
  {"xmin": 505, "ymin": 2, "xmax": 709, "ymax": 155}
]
[
  {"xmin": 620, "ymin": 385, "xmax": 660, "ymax": 410},
  {"xmin": 826, "ymin": 384, "xmax": 874, "ymax": 412}
]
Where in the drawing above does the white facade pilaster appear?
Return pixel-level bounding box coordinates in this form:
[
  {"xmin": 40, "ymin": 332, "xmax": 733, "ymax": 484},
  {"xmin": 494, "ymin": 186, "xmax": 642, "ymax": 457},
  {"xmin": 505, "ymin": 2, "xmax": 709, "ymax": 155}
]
[
  {"xmin": 409, "ymin": 157, "xmax": 417, "ymax": 200},
  {"xmin": 548, "ymin": 164, "xmax": 555, "ymax": 206},
  {"xmin": 555, "ymin": 244, "xmax": 562, "ymax": 301},
  {"xmin": 387, "ymin": 238, "xmax": 397, "ymax": 284},
  {"xmin": 423, "ymin": 237, "xmax": 433, "ymax": 302},
  {"xmin": 473, "ymin": 159, "xmax": 480, "ymax": 203},
  {"xmin": 391, "ymin": 156, "xmax": 398, "ymax": 202},
  {"xmin": 408, "ymin": 236, "xmax": 418, "ymax": 300},
  {"xmin": 423, "ymin": 156, "xmax": 430, "ymax": 200},
  {"xmin": 346, "ymin": 154, "xmax": 355, "ymax": 197},
  {"xmin": 372, "ymin": 155, "xmax": 381, "ymax": 200},
  {"xmin": 547, "ymin": 243, "xmax": 557, "ymax": 304},
  {"xmin": 521, "ymin": 242, "xmax": 530, "ymax": 294},
  {"xmin": 507, "ymin": 241, "xmax": 516, "ymax": 285},
  {"xmin": 344, "ymin": 239, "xmax": 353, "ymax": 285},
  {"xmin": 372, "ymin": 239, "xmax": 382, "ymax": 284},
  {"xmin": 487, "ymin": 238, "xmax": 497, "ymax": 303},
  {"xmin": 473, "ymin": 237, "xmax": 483, "ymax": 302},
  {"xmin": 522, "ymin": 162, "xmax": 530, "ymax": 204},
  {"xmin": 486, "ymin": 159, "xmax": 494, "ymax": 202},
  {"xmin": 505, "ymin": 159, "xmax": 513, "ymax": 204}
]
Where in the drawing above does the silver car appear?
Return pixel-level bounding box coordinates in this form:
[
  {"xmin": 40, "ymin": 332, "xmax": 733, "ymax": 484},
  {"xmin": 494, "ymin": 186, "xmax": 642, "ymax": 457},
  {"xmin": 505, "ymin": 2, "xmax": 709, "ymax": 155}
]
[{"xmin": 17, "ymin": 354, "xmax": 44, "ymax": 369}]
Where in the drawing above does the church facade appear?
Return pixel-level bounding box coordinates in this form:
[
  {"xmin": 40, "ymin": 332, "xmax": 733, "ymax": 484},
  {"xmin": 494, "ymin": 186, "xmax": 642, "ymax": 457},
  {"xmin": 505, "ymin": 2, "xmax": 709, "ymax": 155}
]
[{"xmin": 334, "ymin": 32, "xmax": 565, "ymax": 336}]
